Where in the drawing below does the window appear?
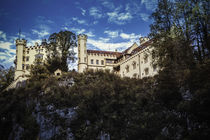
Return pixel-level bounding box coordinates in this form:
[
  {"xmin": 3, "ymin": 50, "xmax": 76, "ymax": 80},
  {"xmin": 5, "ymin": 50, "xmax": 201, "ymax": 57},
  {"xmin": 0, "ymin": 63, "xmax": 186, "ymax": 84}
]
[
  {"xmin": 96, "ymin": 60, "xmax": 99, "ymax": 65},
  {"xmin": 126, "ymin": 65, "xmax": 129, "ymax": 73},
  {"xmin": 35, "ymin": 54, "xmax": 43, "ymax": 60},
  {"xmin": 26, "ymin": 56, "xmax": 29, "ymax": 61},
  {"xmin": 23, "ymin": 56, "xmax": 25, "ymax": 61},
  {"xmin": 101, "ymin": 60, "xmax": 104, "ymax": 65},
  {"xmin": 26, "ymin": 65, "xmax": 29, "ymax": 70},
  {"xmin": 145, "ymin": 68, "xmax": 149, "ymax": 75},
  {"xmin": 144, "ymin": 54, "xmax": 148, "ymax": 63},
  {"xmin": 106, "ymin": 59, "xmax": 113, "ymax": 63},
  {"xmin": 91, "ymin": 59, "xmax": 94, "ymax": 64},
  {"xmin": 132, "ymin": 61, "xmax": 136, "ymax": 69},
  {"xmin": 27, "ymin": 51, "xmax": 29, "ymax": 54},
  {"xmin": 84, "ymin": 57, "xmax": 86, "ymax": 62},
  {"xmin": 22, "ymin": 64, "xmax": 24, "ymax": 70}
]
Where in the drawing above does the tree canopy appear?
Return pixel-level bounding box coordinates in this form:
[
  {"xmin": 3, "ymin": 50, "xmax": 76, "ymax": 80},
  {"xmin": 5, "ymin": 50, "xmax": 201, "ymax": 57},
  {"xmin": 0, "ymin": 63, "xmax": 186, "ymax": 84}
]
[{"xmin": 46, "ymin": 30, "xmax": 77, "ymax": 72}]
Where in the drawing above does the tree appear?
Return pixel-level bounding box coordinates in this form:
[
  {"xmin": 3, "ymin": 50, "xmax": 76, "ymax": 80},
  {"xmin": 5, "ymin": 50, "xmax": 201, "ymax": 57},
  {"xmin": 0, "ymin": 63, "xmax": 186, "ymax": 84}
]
[
  {"xmin": 46, "ymin": 30, "xmax": 77, "ymax": 72},
  {"xmin": 0, "ymin": 66, "xmax": 15, "ymax": 92},
  {"xmin": 30, "ymin": 58, "xmax": 50, "ymax": 81},
  {"xmin": 149, "ymin": 0, "xmax": 210, "ymax": 139}
]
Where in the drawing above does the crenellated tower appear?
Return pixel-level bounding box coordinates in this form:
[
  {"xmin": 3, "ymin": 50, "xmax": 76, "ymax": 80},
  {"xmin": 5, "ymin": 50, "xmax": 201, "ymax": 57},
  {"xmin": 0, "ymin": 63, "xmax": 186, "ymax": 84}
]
[
  {"xmin": 77, "ymin": 34, "xmax": 87, "ymax": 73},
  {"xmin": 14, "ymin": 39, "xmax": 27, "ymax": 80}
]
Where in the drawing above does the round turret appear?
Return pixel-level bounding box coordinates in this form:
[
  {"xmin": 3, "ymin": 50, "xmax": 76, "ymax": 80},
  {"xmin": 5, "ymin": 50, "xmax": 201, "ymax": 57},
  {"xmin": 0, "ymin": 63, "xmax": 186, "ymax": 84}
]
[
  {"xmin": 78, "ymin": 34, "xmax": 88, "ymax": 73},
  {"xmin": 15, "ymin": 39, "xmax": 27, "ymax": 80},
  {"xmin": 78, "ymin": 34, "xmax": 87, "ymax": 40}
]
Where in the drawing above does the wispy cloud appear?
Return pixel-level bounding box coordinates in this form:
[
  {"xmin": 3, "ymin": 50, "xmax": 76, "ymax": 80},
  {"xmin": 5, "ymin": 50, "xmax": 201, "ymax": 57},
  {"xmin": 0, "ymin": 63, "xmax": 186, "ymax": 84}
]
[
  {"xmin": 101, "ymin": 0, "xmax": 115, "ymax": 10},
  {"xmin": 27, "ymin": 39, "xmax": 42, "ymax": 47},
  {"xmin": 32, "ymin": 29, "xmax": 49, "ymax": 38},
  {"xmin": 98, "ymin": 37, "xmax": 110, "ymax": 43},
  {"xmin": 93, "ymin": 21, "xmax": 98, "ymax": 25},
  {"xmin": 0, "ymin": 30, "xmax": 7, "ymax": 41},
  {"xmin": 107, "ymin": 6, "xmax": 133, "ymax": 25},
  {"xmin": 104, "ymin": 30, "xmax": 119, "ymax": 38},
  {"xmin": 86, "ymin": 31, "xmax": 95, "ymax": 37},
  {"xmin": 36, "ymin": 16, "xmax": 54, "ymax": 24},
  {"xmin": 87, "ymin": 38, "xmax": 134, "ymax": 52},
  {"xmin": 120, "ymin": 32, "xmax": 141, "ymax": 43},
  {"xmin": 87, "ymin": 30, "xmax": 141, "ymax": 52},
  {"xmin": 141, "ymin": 0, "xmax": 157, "ymax": 11},
  {"xmin": 66, "ymin": 27, "xmax": 86, "ymax": 35},
  {"xmin": 89, "ymin": 7, "xmax": 103, "ymax": 19},
  {"xmin": 81, "ymin": 8, "xmax": 86, "ymax": 16},
  {"xmin": 140, "ymin": 13, "xmax": 150, "ymax": 22},
  {"xmin": 72, "ymin": 17, "xmax": 87, "ymax": 25},
  {"xmin": 0, "ymin": 31, "xmax": 16, "ymax": 67}
]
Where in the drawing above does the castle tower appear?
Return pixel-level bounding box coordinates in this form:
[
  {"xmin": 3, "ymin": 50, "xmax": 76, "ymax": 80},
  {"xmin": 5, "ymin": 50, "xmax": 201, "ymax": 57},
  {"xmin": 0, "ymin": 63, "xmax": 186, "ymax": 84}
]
[
  {"xmin": 14, "ymin": 39, "xmax": 27, "ymax": 80},
  {"xmin": 77, "ymin": 34, "xmax": 87, "ymax": 73}
]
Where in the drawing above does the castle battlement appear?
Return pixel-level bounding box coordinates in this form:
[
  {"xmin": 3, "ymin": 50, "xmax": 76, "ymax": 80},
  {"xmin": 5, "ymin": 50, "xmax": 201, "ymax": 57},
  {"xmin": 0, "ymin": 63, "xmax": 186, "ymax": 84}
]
[
  {"xmin": 78, "ymin": 34, "xmax": 87, "ymax": 40},
  {"xmin": 16, "ymin": 39, "xmax": 27, "ymax": 45}
]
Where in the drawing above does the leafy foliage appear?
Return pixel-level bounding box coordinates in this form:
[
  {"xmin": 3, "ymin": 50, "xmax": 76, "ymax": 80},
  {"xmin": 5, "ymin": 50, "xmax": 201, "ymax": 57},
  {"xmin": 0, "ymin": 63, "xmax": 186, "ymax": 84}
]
[
  {"xmin": 46, "ymin": 30, "xmax": 77, "ymax": 72},
  {"xmin": 0, "ymin": 66, "xmax": 14, "ymax": 92}
]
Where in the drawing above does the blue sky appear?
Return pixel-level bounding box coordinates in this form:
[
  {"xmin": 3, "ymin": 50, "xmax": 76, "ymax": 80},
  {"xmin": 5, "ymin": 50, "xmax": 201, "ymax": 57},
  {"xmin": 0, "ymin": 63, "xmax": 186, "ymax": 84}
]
[{"xmin": 0, "ymin": 0, "xmax": 157, "ymax": 68}]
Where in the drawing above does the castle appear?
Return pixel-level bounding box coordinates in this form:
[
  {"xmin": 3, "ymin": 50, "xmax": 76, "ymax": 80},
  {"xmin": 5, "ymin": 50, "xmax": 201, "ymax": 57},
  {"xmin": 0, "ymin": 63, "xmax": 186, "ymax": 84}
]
[
  {"xmin": 77, "ymin": 34, "xmax": 158, "ymax": 78},
  {"xmin": 8, "ymin": 34, "xmax": 157, "ymax": 89}
]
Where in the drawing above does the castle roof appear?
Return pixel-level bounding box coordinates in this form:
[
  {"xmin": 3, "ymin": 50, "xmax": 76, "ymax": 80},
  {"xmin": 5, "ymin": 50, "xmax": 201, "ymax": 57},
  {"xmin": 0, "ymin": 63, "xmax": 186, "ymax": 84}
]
[
  {"xmin": 87, "ymin": 39, "xmax": 152, "ymax": 59},
  {"xmin": 87, "ymin": 50, "xmax": 122, "ymax": 57},
  {"xmin": 131, "ymin": 39, "xmax": 152, "ymax": 54}
]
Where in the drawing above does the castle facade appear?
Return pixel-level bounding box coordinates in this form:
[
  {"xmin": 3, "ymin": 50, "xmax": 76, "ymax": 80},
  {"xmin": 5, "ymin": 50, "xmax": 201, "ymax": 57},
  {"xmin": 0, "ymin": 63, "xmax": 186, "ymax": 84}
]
[
  {"xmin": 14, "ymin": 39, "xmax": 48, "ymax": 81},
  {"xmin": 11, "ymin": 34, "xmax": 157, "ymax": 89},
  {"xmin": 77, "ymin": 34, "xmax": 158, "ymax": 78}
]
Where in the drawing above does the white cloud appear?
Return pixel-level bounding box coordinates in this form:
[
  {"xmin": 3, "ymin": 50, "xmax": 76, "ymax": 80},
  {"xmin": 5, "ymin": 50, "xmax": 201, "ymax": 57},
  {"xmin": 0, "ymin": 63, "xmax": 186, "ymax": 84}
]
[
  {"xmin": 140, "ymin": 13, "xmax": 150, "ymax": 22},
  {"xmin": 141, "ymin": 0, "xmax": 157, "ymax": 11},
  {"xmin": 120, "ymin": 33, "xmax": 141, "ymax": 41},
  {"xmin": 86, "ymin": 31, "xmax": 95, "ymax": 37},
  {"xmin": 0, "ymin": 31, "xmax": 7, "ymax": 41},
  {"xmin": 89, "ymin": 7, "xmax": 103, "ymax": 19},
  {"xmin": 0, "ymin": 41, "xmax": 15, "ymax": 54},
  {"xmin": 72, "ymin": 17, "xmax": 87, "ymax": 25},
  {"xmin": 27, "ymin": 39, "xmax": 42, "ymax": 47},
  {"xmin": 104, "ymin": 30, "xmax": 119, "ymax": 38},
  {"xmin": 0, "ymin": 40, "xmax": 16, "ymax": 68},
  {"xmin": 99, "ymin": 37, "xmax": 110, "ymax": 43},
  {"xmin": 87, "ymin": 38, "xmax": 134, "ymax": 52},
  {"xmin": 101, "ymin": 1, "xmax": 115, "ymax": 9},
  {"xmin": 71, "ymin": 28, "xmax": 86, "ymax": 35},
  {"xmin": 32, "ymin": 29, "xmax": 49, "ymax": 38},
  {"xmin": 81, "ymin": 8, "xmax": 86, "ymax": 16},
  {"xmin": 107, "ymin": 6, "xmax": 133, "ymax": 25},
  {"xmin": 93, "ymin": 21, "xmax": 98, "ymax": 25}
]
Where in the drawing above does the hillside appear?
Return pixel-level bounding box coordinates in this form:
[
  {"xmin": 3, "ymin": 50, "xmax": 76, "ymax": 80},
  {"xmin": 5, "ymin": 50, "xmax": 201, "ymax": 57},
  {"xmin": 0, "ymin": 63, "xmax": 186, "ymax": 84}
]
[{"xmin": 1, "ymin": 61, "xmax": 210, "ymax": 140}]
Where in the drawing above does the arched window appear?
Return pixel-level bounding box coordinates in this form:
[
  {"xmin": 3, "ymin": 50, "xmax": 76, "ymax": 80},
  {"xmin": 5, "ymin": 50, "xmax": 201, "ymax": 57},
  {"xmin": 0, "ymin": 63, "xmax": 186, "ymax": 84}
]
[
  {"xmin": 132, "ymin": 61, "xmax": 136, "ymax": 69},
  {"xmin": 144, "ymin": 68, "xmax": 149, "ymax": 75},
  {"xmin": 126, "ymin": 65, "xmax": 129, "ymax": 73},
  {"xmin": 144, "ymin": 53, "xmax": 148, "ymax": 63}
]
